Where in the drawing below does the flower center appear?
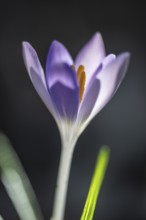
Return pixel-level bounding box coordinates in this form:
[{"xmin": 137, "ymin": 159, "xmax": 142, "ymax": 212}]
[{"xmin": 71, "ymin": 65, "xmax": 86, "ymax": 103}]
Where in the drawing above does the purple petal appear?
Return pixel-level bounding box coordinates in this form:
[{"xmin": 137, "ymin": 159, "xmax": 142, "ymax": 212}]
[
  {"xmin": 46, "ymin": 40, "xmax": 73, "ymax": 86},
  {"xmin": 45, "ymin": 40, "xmax": 79, "ymax": 119},
  {"xmin": 50, "ymin": 83, "xmax": 79, "ymax": 119},
  {"xmin": 22, "ymin": 42, "xmax": 56, "ymax": 116},
  {"xmin": 88, "ymin": 52, "xmax": 130, "ymax": 121},
  {"xmin": 75, "ymin": 33, "xmax": 105, "ymax": 87},
  {"xmin": 48, "ymin": 64, "xmax": 79, "ymax": 119},
  {"xmin": 78, "ymin": 79, "xmax": 100, "ymax": 122}
]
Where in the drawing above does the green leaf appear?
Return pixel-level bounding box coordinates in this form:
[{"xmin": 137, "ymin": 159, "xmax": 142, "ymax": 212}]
[
  {"xmin": 0, "ymin": 215, "xmax": 4, "ymax": 220},
  {"xmin": 80, "ymin": 146, "xmax": 110, "ymax": 220},
  {"xmin": 0, "ymin": 133, "xmax": 44, "ymax": 220}
]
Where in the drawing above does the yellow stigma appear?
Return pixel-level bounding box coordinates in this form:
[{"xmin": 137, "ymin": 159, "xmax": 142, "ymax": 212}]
[{"xmin": 77, "ymin": 65, "xmax": 86, "ymax": 103}]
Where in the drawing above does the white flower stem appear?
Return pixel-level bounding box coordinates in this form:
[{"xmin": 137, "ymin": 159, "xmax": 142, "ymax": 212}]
[{"xmin": 50, "ymin": 139, "xmax": 76, "ymax": 220}]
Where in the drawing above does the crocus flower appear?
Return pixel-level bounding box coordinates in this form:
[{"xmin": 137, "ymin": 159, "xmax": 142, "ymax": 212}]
[
  {"xmin": 22, "ymin": 33, "xmax": 130, "ymax": 146},
  {"xmin": 22, "ymin": 33, "xmax": 130, "ymax": 220}
]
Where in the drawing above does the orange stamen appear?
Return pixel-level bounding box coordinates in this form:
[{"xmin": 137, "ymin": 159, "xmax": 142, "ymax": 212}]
[{"xmin": 77, "ymin": 65, "xmax": 86, "ymax": 103}]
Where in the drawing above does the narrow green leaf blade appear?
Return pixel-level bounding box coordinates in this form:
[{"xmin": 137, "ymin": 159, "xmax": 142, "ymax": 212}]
[
  {"xmin": 81, "ymin": 146, "xmax": 110, "ymax": 220},
  {"xmin": 0, "ymin": 133, "xmax": 44, "ymax": 220},
  {"xmin": 0, "ymin": 215, "xmax": 4, "ymax": 220}
]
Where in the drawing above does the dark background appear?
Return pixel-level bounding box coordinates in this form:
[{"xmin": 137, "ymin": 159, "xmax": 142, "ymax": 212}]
[{"xmin": 0, "ymin": 0, "xmax": 146, "ymax": 219}]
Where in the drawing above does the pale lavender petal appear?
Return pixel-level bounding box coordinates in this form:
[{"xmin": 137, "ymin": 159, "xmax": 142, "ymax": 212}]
[
  {"xmin": 75, "ymin": 33, "xmax": 106, "ymax": 87},
  {"xmin": 78, "ymin": 79, "xmax": 100, "ymax": 122},
  {"xmin": 88, "ymin": 52, "xmax": 130, "ymax": 122},
  {"xmin": 77, "ymin": 55, "xmax": 115, "ymax": 123},
  {"xmin": 46, "ymin": 40, "xmax": 73, "ymax": 86},
  {"xmin": 91, "ymin": 54, "xmax": 116, "ymax": 79},
  {"xmin": 22, "ymin": 42, "xmax": 56, "ymax": 117},
  {"xmin": 77, "ymin": 55, "xmax": 115, "ymax": 124},
  {"xmin": 102, "ymin": 54, "xmax": 116, "ymax": 68},
  {"xmin": 29, "ymin": 68, "xmax": 57, "ymax": 115},
  {"xmin": 22, "ymin": 42, "xmax": 44, "ymax": 82},
  {"xmin": 48, "ymin": 64, "xmax": 79, "ymax": 119}
]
